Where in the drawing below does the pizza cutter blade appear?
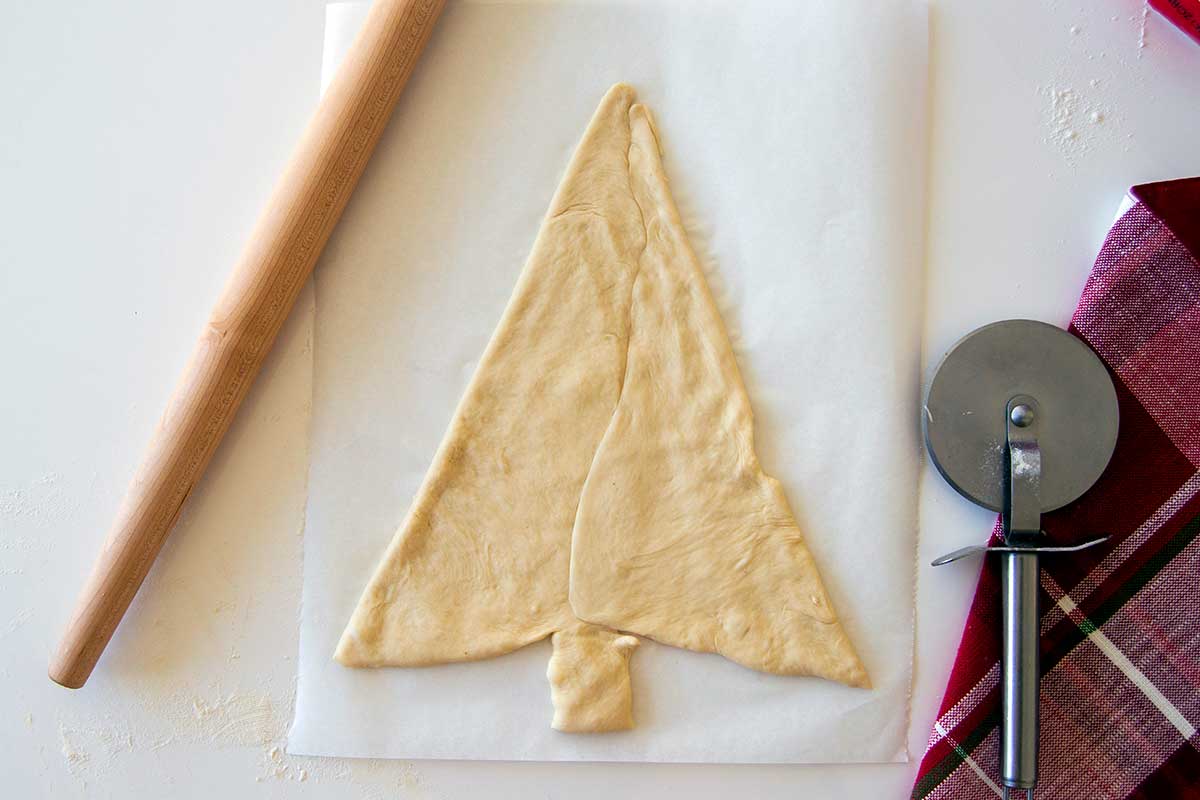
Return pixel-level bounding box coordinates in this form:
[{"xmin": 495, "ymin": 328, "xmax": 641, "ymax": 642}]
[{"xmin": 923, "ymin": 319, "xmax": 1119, "ymax": 799}]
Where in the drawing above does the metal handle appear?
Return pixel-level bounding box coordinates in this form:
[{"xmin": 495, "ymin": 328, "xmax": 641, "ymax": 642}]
[{"xmin": 1001, "ymin": 551, "xmax": 1039, "ymax": 794}]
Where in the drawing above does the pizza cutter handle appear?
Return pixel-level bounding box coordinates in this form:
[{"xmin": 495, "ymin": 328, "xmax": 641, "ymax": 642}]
[
  {"xmin": 1001, "ymin": 550, "xmax": 1039, "ymax": 795},
  {"xmin": 1000, "ymin": 395, "xmax": 1041, "ymax": 795}
]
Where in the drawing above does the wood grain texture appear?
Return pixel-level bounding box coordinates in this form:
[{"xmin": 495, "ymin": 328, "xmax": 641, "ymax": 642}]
[{"xmin": 49, "ymin": 0, "xmax": 447, "ymax": 689}]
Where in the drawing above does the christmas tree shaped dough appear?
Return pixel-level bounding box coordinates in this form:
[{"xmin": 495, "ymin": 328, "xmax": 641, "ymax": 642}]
[{"xmin": 336, "ymin": 84, "xmax": 867, "ymax": 733}]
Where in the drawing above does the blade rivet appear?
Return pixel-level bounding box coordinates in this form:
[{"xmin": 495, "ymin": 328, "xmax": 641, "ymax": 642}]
[{"xmin": 1010, "ymin": 404, "xmax": 1034, "ymax": 427}]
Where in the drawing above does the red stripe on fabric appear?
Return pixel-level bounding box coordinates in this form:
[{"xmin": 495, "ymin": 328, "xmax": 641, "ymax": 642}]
[
  {"xmin": 1072, "ymin": 206, "xmax": 1200, "ymax": 370},
  {"xmin": 917, "ymin": 738, "xmax": 959, "ymax": 783},
  {"xmin": 1038, "ymin": 377, "xmax": 1197, "ymax": 592},
  {"xmin": 1065, "ymin": 489, "xmax": 1200, "ymax": 629},
  {"xmin": 931, "ymin": 553, "xmax": 1003, "ymax": 719},
  {"xmin": 1040, "ymin": 374, "xmax": 1194, "ymax": 553},
  {"xmin": 1114, "ymin": 302, "xmax": 1200, "ymax": 466},
  {"xmin": 1072, "ymin": 204, "xmax": 1200, "ymax": 466},
  {"xmin": 1128, "ymin": 739, "xmax": 1200, "ymax": 799},
  {"xmin": 1041, "ymin": 654, "xmax": 1167, "ymax": 799},
  {"xmin": 935, "ymin": 683, "xmax": 1001, "ymax": 748},
  {"xmin": 1132, "ymin": 177, "xmax": 1200, "ymax": 263},
  {"xmin": 1110, "ymin": 537, "xmax": 1200, "ymax": 727},
  {"xmin": 924, "ymin": 728, "xmax": 1005, "ymax": 800}
]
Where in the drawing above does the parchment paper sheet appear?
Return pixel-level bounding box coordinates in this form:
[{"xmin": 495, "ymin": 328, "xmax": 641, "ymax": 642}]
[{"xmin": 290, "ymin": 0, "xmax": 927, "ymax": 763}]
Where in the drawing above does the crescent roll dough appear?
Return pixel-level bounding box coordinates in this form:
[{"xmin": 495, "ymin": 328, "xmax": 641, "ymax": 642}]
[{"xmin": 336, "ymin": 84, "xmax": 868, "ymax": 734}]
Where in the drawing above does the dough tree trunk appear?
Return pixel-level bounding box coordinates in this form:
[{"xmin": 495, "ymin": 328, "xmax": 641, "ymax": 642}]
[{"xmin": 547, "ymin": 625, "xmax": 639, "ymax": 732}]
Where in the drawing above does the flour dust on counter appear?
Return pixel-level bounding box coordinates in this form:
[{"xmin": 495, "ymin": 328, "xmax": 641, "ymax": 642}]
[
  {"xmin": 1037, "ymin": 5, "xmax": 1175, "ymax": 166},
  {"xmin": 46, "ymin": 679, "xmax": 439, "ymax": 794}
]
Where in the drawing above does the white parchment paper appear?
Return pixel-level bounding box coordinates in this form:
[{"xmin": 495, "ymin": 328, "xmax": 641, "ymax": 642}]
[{"xmin": 290, "ymin": 0, "xmax": 927, "ymax": 763}]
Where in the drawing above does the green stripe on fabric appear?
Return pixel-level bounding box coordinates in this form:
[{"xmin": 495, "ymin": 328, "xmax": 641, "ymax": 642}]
[
  {"xmin": 1045, "ymin": 510, "xmax": 1200, "ymax": 667},
  {"xmin": 911, "ymin": 710, "xmax": 999, "ymax": 799},
  {"xmin": 1091, "ymin": 512, "xmax": 1200, "ymax": 628}
]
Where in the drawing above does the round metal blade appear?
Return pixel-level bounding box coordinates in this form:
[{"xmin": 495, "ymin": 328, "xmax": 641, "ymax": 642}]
[{"xmin": 923, "ymin": 319, "xmax": 1119, "ymax": 513}]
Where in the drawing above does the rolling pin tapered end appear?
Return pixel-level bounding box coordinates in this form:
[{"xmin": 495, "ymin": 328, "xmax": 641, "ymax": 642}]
[
  {"xmin": 49, "ymin": 670, "xmax": 87, "ymax": 690},
  {"xmin": 49, "ymin": 651, "xmax": 91, "ymax": 689}
]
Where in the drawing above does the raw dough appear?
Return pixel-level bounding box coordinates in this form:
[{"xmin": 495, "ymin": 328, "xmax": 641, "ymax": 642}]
[
  {"xmin": 547, "ymin": 625, "xmax": 639, "ymax": 732},
  {"xmin": 337, "ymin": 83, "xmax": 867, "ymax": 732},
  {"xmin": 569, "ymin": 103, "xmax": 869, "ymax": 689}
]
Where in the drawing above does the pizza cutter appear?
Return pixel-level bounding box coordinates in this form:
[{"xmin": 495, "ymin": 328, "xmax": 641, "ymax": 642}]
[{"xmin": 923, "ymin": 319, "xmax": 1119, "ymax": 800}]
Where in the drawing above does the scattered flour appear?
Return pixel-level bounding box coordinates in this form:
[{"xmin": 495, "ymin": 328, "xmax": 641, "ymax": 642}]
[
  {"xmin": 58, "ymin": 721, "xmax": 136, "ymax": 779},
  {"xmin": 0, "ymin": 473, "xmax": 77, "ymax": 528},
  {"xmin": 4, "ymin": 607, "xmax": 33, "ymax": 636},
  {"xmin": 1040, "ymin": 7, "xmax": 1157, "ymax": 166},
  {"xmin": 182, "ymin": 691, "xmax": 277, "ymax": 746},
  {"xmin": 252, "ymin": 742, "xmax": 436, "ymax": 797},
  {"xmin": 58, "ymin": 727, "xmax": 90, "ymax": 773},
  {"xmin": 1137, "ymin": 3, "xmax": 1149, "ymax": 58},
  {"xmin": 54, "ymin": 688, "xmax": 280, "ymax": 784},
  {"xmin": 1010, "ymin": 446, "xmax": 1042, "ymax": 478},
  {"xmin": 53, "ymin": 683, "xmax": 441, "ymax": 796},
  {"xmin": 1041, "ymin": 84, "xmax": 1116, "ymax": 163},
  {"xmin": 1044, "ymin": 86, "xmax": 1084, "ymax": 151}
]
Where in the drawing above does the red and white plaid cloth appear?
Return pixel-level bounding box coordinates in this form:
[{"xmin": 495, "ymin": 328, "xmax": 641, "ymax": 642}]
[{"xmin": 912, "ymin": 177, "xmax": 1200, "ymax": 800}]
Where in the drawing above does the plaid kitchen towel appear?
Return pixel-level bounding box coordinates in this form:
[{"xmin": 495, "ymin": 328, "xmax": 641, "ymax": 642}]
[{"xmin": 912, "ymin": 177, "xmax": 1200, "ymax": 800}]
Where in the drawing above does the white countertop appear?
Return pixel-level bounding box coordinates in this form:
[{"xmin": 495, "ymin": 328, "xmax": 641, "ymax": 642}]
[{"xmin": 2, "ymin": 1, "xmax": 1197, "ymax": 797}]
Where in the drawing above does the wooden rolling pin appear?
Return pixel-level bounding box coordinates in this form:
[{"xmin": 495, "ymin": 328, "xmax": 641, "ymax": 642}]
[{"xmin": 50, "ymin": 0, "xmax": 447, "ymax": 689}]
